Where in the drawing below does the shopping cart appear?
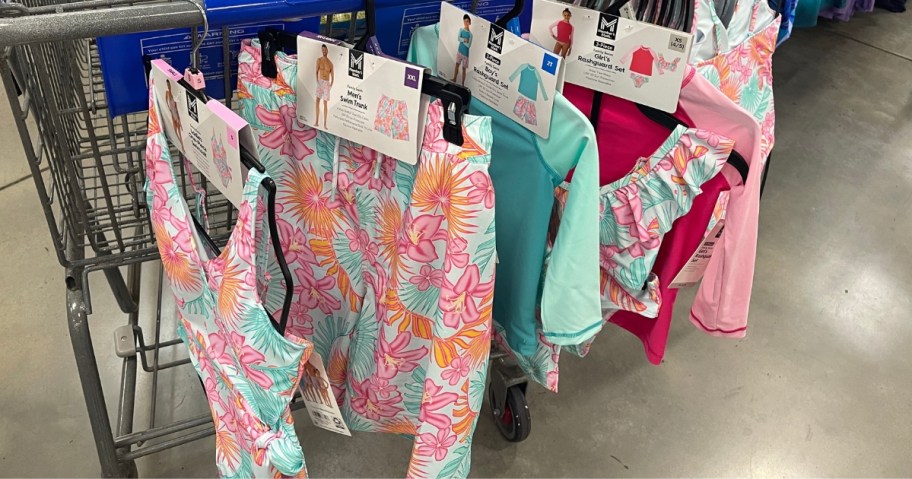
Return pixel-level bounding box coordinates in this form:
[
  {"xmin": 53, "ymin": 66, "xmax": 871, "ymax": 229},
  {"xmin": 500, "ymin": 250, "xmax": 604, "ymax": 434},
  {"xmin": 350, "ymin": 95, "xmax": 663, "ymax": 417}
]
[{"xmin": 0, "ymin": 0, "xmax": 531, "ymax": 475}]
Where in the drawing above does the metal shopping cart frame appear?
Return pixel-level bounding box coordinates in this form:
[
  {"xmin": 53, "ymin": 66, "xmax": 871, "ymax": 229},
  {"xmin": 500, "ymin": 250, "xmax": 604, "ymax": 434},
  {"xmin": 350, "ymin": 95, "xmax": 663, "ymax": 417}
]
[{"xmin": 0, "ymin": 1, "xmax": 531, "ymax": 475}]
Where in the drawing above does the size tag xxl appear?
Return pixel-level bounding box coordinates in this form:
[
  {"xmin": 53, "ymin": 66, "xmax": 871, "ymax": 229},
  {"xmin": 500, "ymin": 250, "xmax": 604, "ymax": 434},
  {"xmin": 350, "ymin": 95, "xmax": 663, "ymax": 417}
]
[{"xmin": 296, "ymin": 32, "xmax": 429, "ymax": 165}]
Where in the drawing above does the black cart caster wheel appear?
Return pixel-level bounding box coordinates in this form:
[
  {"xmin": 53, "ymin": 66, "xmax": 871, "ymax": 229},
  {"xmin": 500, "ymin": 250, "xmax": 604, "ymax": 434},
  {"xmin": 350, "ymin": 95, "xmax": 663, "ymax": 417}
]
[{"xmin": 490, "ymin": 384, "xmax": 531, "ymax": 442}]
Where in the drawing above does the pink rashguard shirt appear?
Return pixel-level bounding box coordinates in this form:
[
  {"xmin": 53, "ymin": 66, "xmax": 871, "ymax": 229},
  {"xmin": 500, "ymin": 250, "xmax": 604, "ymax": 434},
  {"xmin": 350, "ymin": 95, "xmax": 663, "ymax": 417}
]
[
  {"xmin": 564, "ymin": 66, "xmax": 763, "ymax": 363},
  {"xmin": 550, "ymin": 20, "xmax": 574, "ymax": 43}
]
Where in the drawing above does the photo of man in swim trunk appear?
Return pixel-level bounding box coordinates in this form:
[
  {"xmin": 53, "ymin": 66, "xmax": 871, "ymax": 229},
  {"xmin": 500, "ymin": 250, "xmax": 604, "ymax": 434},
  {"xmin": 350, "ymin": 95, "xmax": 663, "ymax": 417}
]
[
  {"xmin": 452, "ymin": 14, "xmax": 472, "ymax": 85},
  {"xmin": 315, "ymin": 43, "xmax": 334, "ymax": 128}
]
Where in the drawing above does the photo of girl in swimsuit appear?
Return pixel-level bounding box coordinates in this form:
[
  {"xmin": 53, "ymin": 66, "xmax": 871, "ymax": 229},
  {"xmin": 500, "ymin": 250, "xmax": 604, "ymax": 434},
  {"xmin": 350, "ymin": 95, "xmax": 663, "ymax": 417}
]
[
  {"xmin": 315, "ymin": 43, "xmax": 334, "ymax": 128},
  {"xmin": 165, "ymin": 80, "xmax": 183, "ymax": 148},
  {"xmin": 550, "ymin": 8, "xmax": 574, "ymax": 58}
]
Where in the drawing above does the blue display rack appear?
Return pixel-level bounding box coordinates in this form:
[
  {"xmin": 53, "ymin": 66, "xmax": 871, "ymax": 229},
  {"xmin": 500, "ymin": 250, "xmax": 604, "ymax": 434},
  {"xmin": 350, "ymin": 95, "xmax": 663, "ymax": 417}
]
[{"xmin": 97, "ymin": 0, "xmax": 530, "ymax": 117}]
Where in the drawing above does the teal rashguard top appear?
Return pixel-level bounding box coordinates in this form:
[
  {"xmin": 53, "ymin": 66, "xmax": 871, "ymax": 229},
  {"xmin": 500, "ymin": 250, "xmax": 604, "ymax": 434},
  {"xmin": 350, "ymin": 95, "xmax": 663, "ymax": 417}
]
[
  {"xmin": 509, "ymin": 64, "xmax": 549, "ymax": 102},
  {"xmin": 408, "ymin": 24, "xmax": 602, "ymax": 352},
  {"xmin": 458, "ymin": 29, "xmax": 472, "ymax": 56}
]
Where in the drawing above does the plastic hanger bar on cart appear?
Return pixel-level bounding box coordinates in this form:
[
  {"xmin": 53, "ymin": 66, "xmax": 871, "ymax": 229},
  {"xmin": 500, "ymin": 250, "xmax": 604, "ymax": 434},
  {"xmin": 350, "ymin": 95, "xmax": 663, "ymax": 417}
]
[
  {"xmin": 259, "ymin": 27, "xmax": 298, "ymax": 78},
  {"xmin": 173, "ymin": 74, "xmax": 295, "ymax": 336}
]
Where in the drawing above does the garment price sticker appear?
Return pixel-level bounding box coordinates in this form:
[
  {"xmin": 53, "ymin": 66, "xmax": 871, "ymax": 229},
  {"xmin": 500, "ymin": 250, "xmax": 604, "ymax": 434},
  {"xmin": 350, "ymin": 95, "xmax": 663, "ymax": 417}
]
[
  {"xmin": 149, "ymin": 59, "xmax": 248, "ymax": 208},
  {"xmin": 438, "ymin": 2, "xmax": 561, "ymax": 139},
  {"xmin": 296, "ymin": 32, "xmax": 429, "ymax": 165},
  {"xmin": 669, "ymin": 218, "xmax": 725, "ymax": 288},
  {"xmin": 530, "ymin": 0, "xmax": 692, "ymax": 112},
  {"xmin": 298, "ymin": 354, "xmax": 351, "ymax": 436}
]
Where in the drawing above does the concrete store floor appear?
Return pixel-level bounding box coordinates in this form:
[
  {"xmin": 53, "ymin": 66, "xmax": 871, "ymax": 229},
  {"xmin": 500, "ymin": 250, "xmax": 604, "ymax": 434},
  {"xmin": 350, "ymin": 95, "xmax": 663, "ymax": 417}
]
[{"xmin": 1, "ymin": 10, "xmax": 911, "ymax": 478}]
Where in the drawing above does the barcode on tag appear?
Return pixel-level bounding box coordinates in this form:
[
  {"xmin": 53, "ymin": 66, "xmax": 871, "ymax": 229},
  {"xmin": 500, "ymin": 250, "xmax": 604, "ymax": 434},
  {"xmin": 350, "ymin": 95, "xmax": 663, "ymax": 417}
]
[{"xmin": 298, "ymin": 354, "xmax": 351, "ymax": 436}]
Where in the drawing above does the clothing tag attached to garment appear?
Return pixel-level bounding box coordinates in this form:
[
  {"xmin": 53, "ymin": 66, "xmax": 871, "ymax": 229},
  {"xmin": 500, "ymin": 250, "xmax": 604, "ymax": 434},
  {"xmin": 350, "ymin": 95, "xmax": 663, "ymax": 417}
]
[
  {"xmin": 296, "ymin": 32, "xmax": 429, "ymax": 165},
  {"xmin": 669, "ymin": 218, "xmax": 725, "ymax": 288},
  {"xmin": 149, "ymin": 59, "xmax": 248, "ymax": 208},
  {"xmin": 529, "ymin": 0, "xmax": 692, "ymax": 112},
  {"xmin": 298, "ymin": 354, "xmax": 351, "ymax": 436},
  {"xmin": 438, "ymin": 2, "xmax": 561, "ymax": 139}
]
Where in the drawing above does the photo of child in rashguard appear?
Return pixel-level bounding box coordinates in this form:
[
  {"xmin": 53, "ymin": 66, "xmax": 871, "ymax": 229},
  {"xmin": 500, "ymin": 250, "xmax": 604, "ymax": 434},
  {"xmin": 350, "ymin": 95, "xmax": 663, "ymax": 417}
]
[
  {"xmin": 315, "ymin": 44, "xmax": 334, "ymax": 128},
  {"xmin": 452, "ymin": 14, "xmax": 472, "ymax": 85},
  {"xmin": 165, "ymin": 80, "xmax": 183, "ymax": 148},
  {"xmin": 550, "ymin": 8, "xmax": 574, "ymax": 58}
]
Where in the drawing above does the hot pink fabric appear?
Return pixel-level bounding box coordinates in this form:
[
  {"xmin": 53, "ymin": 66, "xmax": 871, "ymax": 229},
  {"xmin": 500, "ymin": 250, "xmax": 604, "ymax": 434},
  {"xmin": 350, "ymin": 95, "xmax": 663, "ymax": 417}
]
[{"xmin": 564, "ymin": 66, "xmax": 762, "ymax": 363}]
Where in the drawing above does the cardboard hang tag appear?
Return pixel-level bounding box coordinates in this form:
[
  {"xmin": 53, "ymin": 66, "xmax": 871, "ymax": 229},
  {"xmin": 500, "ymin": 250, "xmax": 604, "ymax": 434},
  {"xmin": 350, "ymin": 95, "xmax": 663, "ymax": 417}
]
[
  {"xmin": 438, "ymin": 2, "xmax": 562, "ymax": 139},
  {"xmin": 149, "ymin": 59, "xmax": 250, "ymax": 208},
  {"xmin": 298, "ymin": 354, "xmax": 351, "ymax": 436},
  {"xmin": 296, "ymin": 32, "xmax": 429, "ymax": 165},
  {"xmin": 529, "ymin": 0, "xmax": 693, "ymax": 113}
]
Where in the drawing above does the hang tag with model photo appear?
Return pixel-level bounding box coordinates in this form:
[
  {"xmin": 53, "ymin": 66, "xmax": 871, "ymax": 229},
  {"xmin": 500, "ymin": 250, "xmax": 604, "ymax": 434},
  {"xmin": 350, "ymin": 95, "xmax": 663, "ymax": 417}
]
[
  {"xmin": 438, "ymin": 2, "xmax": 561, "ymax": 139},
  {"xmin": 149, "ymin": 59, "xmax": 246, "ymax": 208},
  {"xmin": 296, "ymin": 32, "xmax": 429, "ymax": 165},
  {"xmin": 530, "ymin": 0, "xmax": 692, "ymax": 112},
  {"xmin": 298, "ymin": 354, "xmax": 351, "ymax": 436}
]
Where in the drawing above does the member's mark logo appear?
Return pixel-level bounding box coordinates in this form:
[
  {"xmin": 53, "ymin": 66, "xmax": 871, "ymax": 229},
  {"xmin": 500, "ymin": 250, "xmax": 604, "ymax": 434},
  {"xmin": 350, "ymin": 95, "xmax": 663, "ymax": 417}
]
[
  {"xmin": 487, "ymin": 23, "xmax": 505, "ymax": 54},
  {"xmin": 348, "ymin": 50, "xmax": 364, "ymax": 79},
  {"xmin": 185, "ymin": 91, "xmax": 199, "ymax": 122},
  {"xmin": 597, "ymin": 13, "xmax": 618, "ymax": 40}
]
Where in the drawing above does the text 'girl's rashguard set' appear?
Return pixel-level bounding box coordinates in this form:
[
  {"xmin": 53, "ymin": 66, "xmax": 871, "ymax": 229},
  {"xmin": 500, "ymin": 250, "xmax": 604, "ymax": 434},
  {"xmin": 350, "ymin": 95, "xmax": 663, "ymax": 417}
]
[{"xmin": 142, "ymin": 0, "xmax": 779, "ymax": 475}]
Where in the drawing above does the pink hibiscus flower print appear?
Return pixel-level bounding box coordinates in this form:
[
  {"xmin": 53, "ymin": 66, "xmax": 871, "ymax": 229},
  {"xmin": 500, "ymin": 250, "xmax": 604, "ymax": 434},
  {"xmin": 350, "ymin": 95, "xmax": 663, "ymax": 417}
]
[
  {"xmin": 282, "ymin": 299, "xmax": 314, "ymax": 337},
  {"xmin": 438, "ymin": 265, "xmax": 495, "ymax": 328},
  {"xmin": 345, "ymin": 228, "xmax": 370, "ymax": 253},
  {"xmin": 277, "ymin": 219, "xmax": 318, "ymax": 267},
  {"xmin": 418, "ymin": 379, "xmax": 458, "ymax": 429},
  {"xmin": 229, "ymin": 332, "xmax": 273, "ymax": 389},
  {"xmin": 255, "ymin": 104, "xmax": 316, "ymax": 161},
  {"xmin": 239, "ymin": 60, "xmax": 272, "ymax": 89},
  {"xmin": 416, "ymin": 428, "xmax": 457, "ymax": 461},
  {"xmin": 375, "ymin": 332, "xmax": 428, "ymax": 379},
  {"xmin": 398, "ymin": 213, "xmax": 446, "ymax": 263},
  {"xmin": 441, "ymin": 356, "xmax": 469, "ymax": 386},
  {"xmin": 422, "ymin": 103, "xmax": 450, "ymax": 153},
  {"xmin": 294, "ymin": 268, "xmax": 341, "ymax": 315},
  {"xmin": 409, "ymin": 265, "xmax": 445, "ymax": 291},
  {"xmin": 234, "ymin": 201, "xmax": 255, "ymax": 263},
  {"xmin": 368, "ymin": 376, "xmax": 397, "ymax": 399},
  {"xmin": 351, "ymin": 377, "xmax": 403, "ymax": 421},
  {"xmin": 466, "ymin": 171, "xmax": 495, "ymax": 209},
  {"xmin": 348, "ymin": 145, "xmax": 396, "ymax": 190},
  {"xmin": 206, "ymin": 332, "xmax": 235, "ymax": 368},
  {"xmin": 326, "ymin": 173, "xmax": 359, "ymax": 220},
  {"xmin": 443, "ymin": 237, "xmax": 469, "ymax": 273}
]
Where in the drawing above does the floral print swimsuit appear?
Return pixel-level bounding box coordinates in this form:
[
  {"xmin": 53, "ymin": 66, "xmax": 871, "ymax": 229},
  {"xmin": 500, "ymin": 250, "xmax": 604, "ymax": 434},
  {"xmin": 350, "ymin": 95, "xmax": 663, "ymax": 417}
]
[
  {"xmin": 374, "ymin": 94, "xmax": 410, "ymax": 141},
  {"xmin": 493, "ymin": 126, "xmax": 734, "ymax": 390},
  {"xmin": 146, "ymin": 80, "xmax": 312, "ymax": 478},
  {"xmin": 237, "ymin": 39, "xmax": 496, "ymax": 478}
]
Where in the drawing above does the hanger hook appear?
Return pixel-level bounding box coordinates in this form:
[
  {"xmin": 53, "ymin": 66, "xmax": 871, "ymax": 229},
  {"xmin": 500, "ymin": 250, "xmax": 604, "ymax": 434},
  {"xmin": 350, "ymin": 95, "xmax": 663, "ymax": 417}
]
[{"xmin": 183, "ymin": 0, "xmax": 209, "ymax": 71}]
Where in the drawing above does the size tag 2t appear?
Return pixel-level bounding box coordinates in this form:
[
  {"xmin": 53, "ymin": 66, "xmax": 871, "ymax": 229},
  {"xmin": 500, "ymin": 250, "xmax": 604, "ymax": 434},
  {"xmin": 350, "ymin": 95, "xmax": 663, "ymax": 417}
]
[
  {"xmin": 298, "ymin": 354, "xmax": 351, "ymax": 436},
  {"xmin": 296, "ymin": 32, "xmax": 428, "ymax": 165},
  {"xmin": 438, "ymin": 2, "xmax": 561, "ymax": 139},
  {"xmin": 149, "ymin": 59, "xmax": 246, "ymax": 208},
  {"xmin": 529, "ymin": 0, "xmax": 692, "ymax": 112}
]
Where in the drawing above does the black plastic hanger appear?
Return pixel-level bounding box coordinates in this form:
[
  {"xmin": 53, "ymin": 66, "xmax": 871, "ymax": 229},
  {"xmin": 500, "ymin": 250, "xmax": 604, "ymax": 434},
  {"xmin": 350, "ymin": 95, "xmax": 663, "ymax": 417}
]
[
  {"xmin": 635, "ymin": 103, "xmax": 749, "ymax": 183},
  {"xmin": 353, "ymin": 0, "xmax": 377, "ymax": 52},
  {"xmin": 259, "ymin": 27, "xmax": 298, "ymax": 79},
  {"xmin": 176, "ymin": 77, "xmax": 294, "ymax": 335},
  {"xmin": 495, "ymin": 0, "xmax": 525, "ymax": 28}
]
